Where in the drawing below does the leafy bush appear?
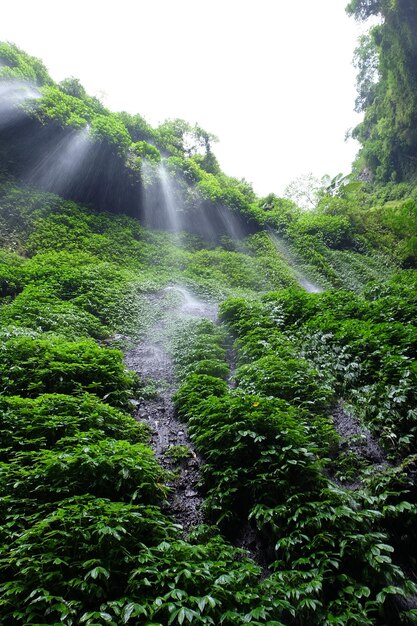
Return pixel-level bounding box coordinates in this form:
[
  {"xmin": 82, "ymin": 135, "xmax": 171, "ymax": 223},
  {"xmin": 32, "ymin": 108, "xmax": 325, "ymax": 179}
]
[
  {"xmin": 124, "ymin": 535, "xmax": 289, "ymax": 626},
  {"xmin": 173, "ymin": 374, "xmax": 228, "ymax": 421},
  {"xmin": 363, "ymin": 270, "xmax": 417, "ymax": 324},
  {"xmin": 255, "ymin": 486, "xmax": 417, "ymax": 626},
  {"xmin": 233, "ymin": 327, "xmax": 296, "ymax": 365},
  {"xmin": 219, "ymin": 297, "xmax": 274, "ymax": 334},
  {"xmin": 235, "ymin": 355, "xmax": 334, "ymax": 412},
  {"xmin": 289, "ymin": 213, "xmax": 354, "ymax": 249},
  {"xmin": 30, "ymin": 85, "xmax": 90, "ymax": 128},
  {"xmin": 0, "ymin": 42, "xmax": 52, "ymax": 85},
  {"xmin": 0, "ymin": 263, "xmax": 24, "ymax": 300},
  {"xmin": 169, "ymin": 319, "xmax": 228, "ymax": 377},
  {"xmin": 0, "ymin": 503, "xmax": 289, "ymax": 625},
  {"xmin": 1, "ymin": 439, "xmax": 167, "ymax": 506},
  {"xmin": 90, "ymin": 115, "xmax": 131, "ymax": 154},
  {"xmin": 0, "ymin": 284, "xmax": 109, "ymax": 338},
  {"xmin": 187, "ymin": 394, "xmax": 324, "ymax": 524},
  {"xmin": 0, "ymin": 496, "xmax": 174, "ymax": 625},
  {"xmin": 0, "ymin": 335, "xmax": 137, "ymax": 408},
  {"xmin": 21, "ymin": 251, "xmax": 150, "ymax": 333},
  {"xmin": 132, "ymin": 140, "xmax": 161, "ymax": 163},
  {"xmin": 0, "ymin": 393, "xmax": 148, "ymax": 460},
  {"xmin": 180, "ymin": 358, "xmax": 230, "ymax": 379},
  {"xmin": 184, "ymin": 246, "xmax": 296, "ymax": 294}
]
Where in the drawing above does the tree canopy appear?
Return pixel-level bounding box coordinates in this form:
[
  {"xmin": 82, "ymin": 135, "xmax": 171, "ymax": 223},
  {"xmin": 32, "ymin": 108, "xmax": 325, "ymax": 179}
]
[{"xmin": 347, "ymin": 0, "xmax": 417, "ymax": 182}]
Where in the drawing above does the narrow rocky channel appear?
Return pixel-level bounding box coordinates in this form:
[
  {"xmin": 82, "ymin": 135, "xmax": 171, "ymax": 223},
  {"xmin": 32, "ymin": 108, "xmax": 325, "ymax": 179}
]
[
  {"xmin": 332, "ymin": 400, "xmax": 387, "ymax": 465},
  {"xmin": 124, "ymin": 287, "xmax": 217, "ymax": 532},
  {"xmin": 330, "ymin": 400, "xmax": 388, "ymax": 489}
]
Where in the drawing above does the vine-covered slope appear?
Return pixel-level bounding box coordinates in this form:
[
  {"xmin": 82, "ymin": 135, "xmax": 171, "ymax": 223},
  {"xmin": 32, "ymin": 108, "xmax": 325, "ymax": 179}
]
[{"xmin": 0, "ymin": 37, "xmax": 417, "ymax": 626}]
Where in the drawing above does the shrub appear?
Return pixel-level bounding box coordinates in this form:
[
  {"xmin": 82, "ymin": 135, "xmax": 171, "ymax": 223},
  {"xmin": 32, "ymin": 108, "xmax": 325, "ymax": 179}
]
[
  {"xmin": 0, "ymin": 336, "xmax": 137, "ymax": 408},
  {"xmin": 0, "ymin": 393, "xmax": 148, "ymax": 460},
  {"xmin": 1, "ymin": 439, "xmax": 168, "ymax": 506},
  {"xmin": 0, "ymin": 496, "xmax": 174, "ymax": 625},
  {"xmin": 0, "ymin": 264, "xmax": 24, "ymax": 300},
  {"xmin": 235, "ymin": 355, "xmax": 334, "ymax": 412},
  {"xmin": 180, "ymin": 358, "xmax": 230, "ymax": 379},
  {"xmin": 173, "ymin": 374, "xmax": 228, "ymax": 420},
  {"xmin": 234, "ymin": 328, "xmax": 296, "ymax": 365},
  {"xmin": 0, "ymin": 285, "xmax": 108, "ymax": 339},
  {"xmin": 30, "ymin": 85, "xmax": 90, "ymax": 128},
  {"xmin": 290, "ymin": 214, "xmax": 354, "ymax": 249},
  {"xmin": 132, "ymin": 140, "xmax": 161, "ymax": 163},
  {"xmin": 187, "ymin": 394, "xmax": 324, "ymax": 524},
  {"xmin": 90, "ymin": 115, "xmax": 131, "ymax": 154},
  {"xmin": 0, "ymin": 42, "xmax": 52, "ymax": 85}
]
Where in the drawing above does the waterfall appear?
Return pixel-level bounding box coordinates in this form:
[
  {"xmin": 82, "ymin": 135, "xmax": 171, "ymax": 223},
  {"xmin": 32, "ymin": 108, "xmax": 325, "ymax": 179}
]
[
  {"xmin": 158, "ymin": 163, "xmax": 182, "ymax": 232},
  {"xmin": 124, "ymin": 284, "xmax": 217, "ymax": 530},
  {"xmin": 141, "ymin": 160, "xmax": 184, "ymax": 232},
  {"xmin": 25, "ymin": 126, "xmax": 92, "ymax": 194},
  {"xmin": 0, "ymin": 80, "xmax": 40, "ymax": 129},
  {"xmin": 267, "ymin": 227, "xmax": 323, "ymax": 293},
  {"xmin": 164, "ymin": 285, "xmax": 217, "ymax": 320}
]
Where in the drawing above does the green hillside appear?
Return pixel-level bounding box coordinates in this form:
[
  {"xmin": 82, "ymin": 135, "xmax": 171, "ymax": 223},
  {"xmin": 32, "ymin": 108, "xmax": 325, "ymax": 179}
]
[{"xmin": 1, "ymin": 14, "xmax": 417, "ymax": 626}]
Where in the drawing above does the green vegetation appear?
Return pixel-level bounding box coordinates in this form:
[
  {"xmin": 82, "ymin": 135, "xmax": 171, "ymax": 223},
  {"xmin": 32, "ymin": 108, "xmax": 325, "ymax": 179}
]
[
  {"xmin": 171, "ymin": 306, "xmax": 417, "ymax": 624},
  {"xmin": 1, "ymin": 29, "xmax": 417, "ymax": 626},
  {"xmin": 0, "ymin": 180, "xmax": 299, "ymax": 624},
  {"xmin": 164, "ymin": 444, "xmax": 193, "ymax": 463},
  {"xmin": 347, "ymin": 0, "xmax": 417, "ymax": 183}
]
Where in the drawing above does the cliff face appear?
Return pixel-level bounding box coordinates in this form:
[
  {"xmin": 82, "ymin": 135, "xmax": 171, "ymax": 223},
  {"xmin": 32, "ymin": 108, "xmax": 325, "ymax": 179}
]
[
  {"xmin": 0, "ymin": 114, "xmax": 143, "ymax": 217},
  {"xmin": 2, "ymin": 41, "xmax": 417, "ymax": 626},
  {"xmin": 0, "ymin": 102, "xmax": 261, "ymax": 238},
  {"xmin": 0, "ymin": 44, "xmax": 261, "ymax": 238}
]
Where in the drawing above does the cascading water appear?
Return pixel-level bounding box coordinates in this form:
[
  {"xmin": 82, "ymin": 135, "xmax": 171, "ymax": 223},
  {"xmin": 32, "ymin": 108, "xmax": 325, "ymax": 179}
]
[
  {"xmin": 267, "ymin": 227, "xmax": 323, "ymax": 293},
  {"xmin": 158, "ymin": 162, "xmax": 182, "ymax": 232},
  {"xmin": 296, "ymin": 274, "xmax": 323, "ymax": 294},
  {"xmin": 25, "ymin": 125, "xmax": 92, "ymax": 194},
  {"xmin": 141, "ymin": 160, "xmax": 184, "ymax": 232},
  {"xmin": 0, "ymin": 80, "xmax": 40, "ymax": 129},
  {"xmin": 216, "ymin": 205, "xmax": 247, "ymax": 242},
  {"xmin": 140, "ymin": 159, "xmax": 251, "ymax": 241},
  {"xmin": 124, "ymin": 285, "xmax": 217, "ymax": 530},
  {"xmin": 164, "ymin": 285, "xmax": 217, "ymax": 320}
]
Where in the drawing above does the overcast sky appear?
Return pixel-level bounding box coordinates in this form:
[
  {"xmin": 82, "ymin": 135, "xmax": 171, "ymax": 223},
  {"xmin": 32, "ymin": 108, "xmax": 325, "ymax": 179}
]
[{"xmin": 1, "ymin": 0, "xmax": 366, "ymax": 196}]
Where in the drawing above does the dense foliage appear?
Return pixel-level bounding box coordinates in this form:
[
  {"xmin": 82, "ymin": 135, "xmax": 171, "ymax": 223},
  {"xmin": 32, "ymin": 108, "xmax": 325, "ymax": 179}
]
[
  {"xmin": 0, "ymin": 181, "xmax": 301, "ymax": 625},
  {"xmin": 1, "ymin": 38, "xmax": 417, "ymax": 626},
  {"xmin": 347, "ymin": 0, "xmax": 417, "ymax": 182},
  {"xmin": 0, "ymin": 42, "xmax": 264, "ymax": 232},
  {"xmin": 171, "ymin": 305, "xmax": 417, "ymax": 624}
]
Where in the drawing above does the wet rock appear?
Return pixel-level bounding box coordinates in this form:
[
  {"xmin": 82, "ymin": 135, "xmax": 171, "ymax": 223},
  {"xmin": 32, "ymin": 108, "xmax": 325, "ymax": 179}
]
[
  {"xmin": 123, "ymin": 288, "xmax": 213, "ymax": 533},
  {"xmin": 235, "ymin": 522, "xmax": 270, "ymax": 576},
  {"xmin": 332, "ymin": 401, "xmax": 386, "ymax": 464}
]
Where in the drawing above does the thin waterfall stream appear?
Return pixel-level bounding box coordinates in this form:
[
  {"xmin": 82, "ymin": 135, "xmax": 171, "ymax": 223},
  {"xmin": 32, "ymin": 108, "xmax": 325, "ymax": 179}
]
[
  {"xmin": 124, "ymin": 286, "xmax": 217, "ymax": 531},
  {"xmin": 267, "ymin": 227, "xmax": 389, "ymax": 480},
  {"xmin": 267, "ymin": 227, "xmax": 323, "ymax": 293},
  {"xmin": 124, "ymin": 285, "xmax": 269, "ymax": 567}
]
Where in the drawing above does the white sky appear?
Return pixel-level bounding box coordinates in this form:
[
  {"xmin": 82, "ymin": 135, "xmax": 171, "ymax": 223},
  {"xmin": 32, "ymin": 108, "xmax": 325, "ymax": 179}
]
[{"xmin": 0, "ymin": 0, "xmax": 365, "ymax": 197}]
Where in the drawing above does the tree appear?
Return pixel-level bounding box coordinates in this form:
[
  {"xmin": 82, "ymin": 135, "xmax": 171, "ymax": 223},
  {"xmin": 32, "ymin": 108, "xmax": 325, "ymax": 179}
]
[
  {"xmin": 352, "ymin": 32, "xmax": 379, "ymax": 113},
  {"xmin": 0, "ymin": 42, "xmax": 52, "ymax": 85},
  {"xmin": 59, "ymin": 77, "xmax": 87, "ymax": 100},
  {"xmin": 347, "ymin": 0, "xmax": 417, "ymax": 181},
  {"xmin": 155, "ymin": 118, "xmax": 218, "ymax": 159},
  {"xmin": 284, "ymin": 173, "xmax": 325, "ymax": 210},
  {"xmin": 116, "ymin": 111, "xmax": 156, "ymax": 143}
]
